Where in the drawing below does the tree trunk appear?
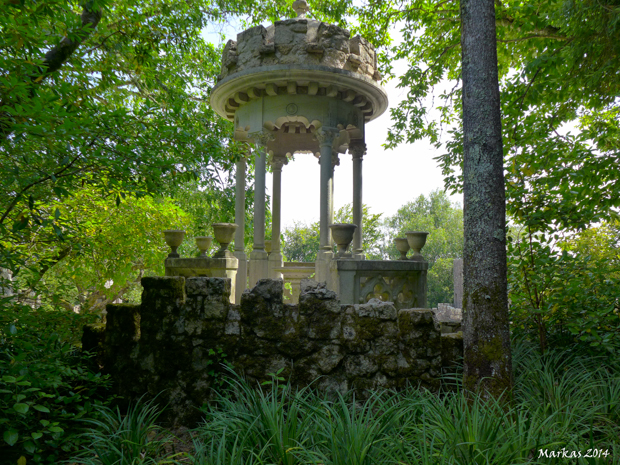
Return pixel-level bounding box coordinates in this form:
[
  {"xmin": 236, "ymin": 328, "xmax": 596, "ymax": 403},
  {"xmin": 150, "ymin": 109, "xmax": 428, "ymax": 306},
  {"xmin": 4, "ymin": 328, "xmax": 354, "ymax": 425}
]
[{"xmin": 460, "ymin": 0, "xmax": 513, "ymax": 398}]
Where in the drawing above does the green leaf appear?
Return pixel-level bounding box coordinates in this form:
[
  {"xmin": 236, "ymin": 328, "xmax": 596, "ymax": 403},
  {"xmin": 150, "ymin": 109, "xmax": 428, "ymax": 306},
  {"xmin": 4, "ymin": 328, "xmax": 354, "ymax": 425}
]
[
  {"xmin": 48, "ymin": 426, "xmax": 63, "ymax": 433},
  {"xmin": 3, "ymin": 430, "xmax": 18, "ymax": 446},
  {"xmin": 13, "ymin": 403, "xmax": 29, "ymax": 414},
  {"xmin": 2, "ymin": 376, "xmax": 17, "ymax": 383},
  {"xmin": 32, "ymin": 405, "xmax": 50, "ymax": 413},
  {"xmin": 31, "ymin": 432, "xmax": 43, "ymax": 440}
]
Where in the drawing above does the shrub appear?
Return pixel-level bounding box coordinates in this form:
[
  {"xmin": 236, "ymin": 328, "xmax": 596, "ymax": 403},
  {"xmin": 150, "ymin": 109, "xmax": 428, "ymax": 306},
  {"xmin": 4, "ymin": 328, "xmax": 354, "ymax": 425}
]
[{"xmin": 0, "ymin": 300, "xmax": 112, "ymax": 463}]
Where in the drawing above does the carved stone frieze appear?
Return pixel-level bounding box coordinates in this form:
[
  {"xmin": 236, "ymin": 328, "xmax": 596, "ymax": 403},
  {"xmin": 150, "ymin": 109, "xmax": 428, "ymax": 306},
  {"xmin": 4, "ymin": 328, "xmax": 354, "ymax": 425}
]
[{"xmin": 217, "ymin": 13, "xmax": 379, "ymax": 83}]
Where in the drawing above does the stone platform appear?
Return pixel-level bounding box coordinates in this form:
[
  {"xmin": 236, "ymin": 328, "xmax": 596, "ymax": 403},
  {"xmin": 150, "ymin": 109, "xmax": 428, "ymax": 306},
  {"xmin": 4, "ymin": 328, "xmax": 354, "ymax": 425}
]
[{"xmin": 328, "ymin": 259, "xmax": 428, "ymax": 309}]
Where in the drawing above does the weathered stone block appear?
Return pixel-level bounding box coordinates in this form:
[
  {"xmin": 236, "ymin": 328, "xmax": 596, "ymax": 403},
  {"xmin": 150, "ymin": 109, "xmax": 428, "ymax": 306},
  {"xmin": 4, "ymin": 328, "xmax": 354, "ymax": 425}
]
[
  {"xmin": 355, "ymin": 299, "xmax": 397, "ymax": 320},
  {"xmin": 106, "ymin": 304, "xmax": 141, "ymax": 344},
  {"xmin": 185, "ymin": 277, "xmax": 230, "ymax": 298},
  {"xmin": 441, "ymin": 332, "xmax": 464, "ymax": 370},
  {"xmin": 344, "ymin": 354, "xmax": 379, "ymax": 377},
  {"xmin": 142, "ymin": 276, "xmax": 185, "ymax": 298},
  {"xmin": 313, "ymin": 344, "xmax": 345, "ymax": 373}
]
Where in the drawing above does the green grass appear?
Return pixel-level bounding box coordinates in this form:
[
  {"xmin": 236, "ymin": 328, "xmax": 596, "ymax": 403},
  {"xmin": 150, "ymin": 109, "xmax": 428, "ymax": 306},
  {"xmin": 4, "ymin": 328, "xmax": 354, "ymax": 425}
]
[
  {"xmin": 70, "ymin": 395, "xmax": 178, "ymax": 465},
  {"xmin": 70, "ymin": 342, "xmax": 620, "ymax": 465},
  {"xmin": 191, "ymin": 343, "xmax": 620, "ymax": 465}
]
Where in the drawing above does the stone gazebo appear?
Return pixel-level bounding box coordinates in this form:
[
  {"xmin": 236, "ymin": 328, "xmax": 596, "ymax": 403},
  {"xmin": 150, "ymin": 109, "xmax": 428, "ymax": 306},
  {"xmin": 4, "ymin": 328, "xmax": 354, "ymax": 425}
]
[{"xmin": 209, "ymin": 1, "xmax": 428, "ymax": 307}]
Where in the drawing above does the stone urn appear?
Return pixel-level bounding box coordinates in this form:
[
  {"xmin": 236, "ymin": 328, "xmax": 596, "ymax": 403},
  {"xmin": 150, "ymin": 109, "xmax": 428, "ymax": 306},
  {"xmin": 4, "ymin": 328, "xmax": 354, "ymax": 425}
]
[
  {"xmin": 330, "ymin": 223, "xmax": 357, "ymax": 258},
  {"xmin": 163, "ymin": 230, "xmax": 185, "ymax": 259},
  {"xmin": 394, "ymin": 237, "xmax": 410, "ymax": 260},
  {"xmin": 212, "ymin": 223, "xmax": 238, "ymax": 258},
  {"xmin": 406, "ymin": 231, "xmax": 429, "ymax": 261},
  {"xmin": 264, "ymin": 240, "xmax": 272, "ymax": 255},
  {"xmin": 195, "ymin": 236, "xmax": 213, "ymax": 257}
]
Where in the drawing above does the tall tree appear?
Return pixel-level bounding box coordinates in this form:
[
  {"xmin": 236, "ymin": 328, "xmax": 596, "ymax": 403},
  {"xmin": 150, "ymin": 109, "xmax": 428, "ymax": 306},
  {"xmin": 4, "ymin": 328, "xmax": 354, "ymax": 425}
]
[
  {"xmin": 353, "ymin": 0, "xmax": 620, "ymax": 234},
  {"xmin": 460, "ymin": 0, "xmax": 512, "ymax": 396}
]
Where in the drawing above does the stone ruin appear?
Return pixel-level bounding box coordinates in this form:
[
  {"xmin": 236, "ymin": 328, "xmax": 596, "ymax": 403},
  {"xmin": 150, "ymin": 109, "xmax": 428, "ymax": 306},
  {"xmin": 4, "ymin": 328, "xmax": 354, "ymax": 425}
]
[
  {"xmin": 83, "ymin": 2, "xmax": 466, "ymax": 425},
  {"xmin": 84, "ymin": 277, "xmax": 463, "ymax": 426}
]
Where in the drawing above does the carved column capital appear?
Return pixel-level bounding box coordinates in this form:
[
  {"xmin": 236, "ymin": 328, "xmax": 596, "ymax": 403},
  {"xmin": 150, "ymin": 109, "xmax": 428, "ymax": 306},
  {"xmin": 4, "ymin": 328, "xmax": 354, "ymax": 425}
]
[
  {"xmin": 248, "ymin": 129, "xmax": 276, "ymax": 148},
  {"xmin": 314, "ymin": 126, "xmax": 340, "ymax": 148},
  {"xmin": 270, "ymin": 155, "xmax": 288, "ymax": 170},
  {"xmin": 349, "ymin": 140, "xmax": 367, "ymax": 160}
]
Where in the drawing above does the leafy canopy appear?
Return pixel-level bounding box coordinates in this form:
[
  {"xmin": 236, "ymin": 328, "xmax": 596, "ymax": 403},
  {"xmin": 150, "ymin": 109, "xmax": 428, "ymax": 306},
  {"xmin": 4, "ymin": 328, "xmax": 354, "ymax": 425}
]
[{"xmin": 354, "ymin": 0, "xmax": 620, "ymax": 234}]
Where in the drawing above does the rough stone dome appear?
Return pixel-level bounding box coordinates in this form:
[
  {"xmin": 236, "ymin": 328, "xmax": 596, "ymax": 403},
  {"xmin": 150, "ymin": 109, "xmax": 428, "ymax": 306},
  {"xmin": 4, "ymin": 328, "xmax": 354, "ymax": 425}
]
[
  {"xmin": 218, "ymin": 19, "xmax": 381, "ymax": 83},
  {"xmin": 210, "ymin": 3, "xmax": 388, "ymax": 127}
]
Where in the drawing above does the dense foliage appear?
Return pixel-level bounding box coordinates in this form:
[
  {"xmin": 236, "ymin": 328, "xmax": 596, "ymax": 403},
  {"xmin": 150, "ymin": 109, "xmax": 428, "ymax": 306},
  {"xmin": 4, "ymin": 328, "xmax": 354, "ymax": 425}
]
[
  {"xmin": 0, "ymin": 0, "xmax": 244, "ymax": 263},
  {"xmin": 0, "ymin": 301, "xmax": 112, "ymax": 463},
  {"xmin": 509, "ymin": 222, "xmax": 620, "ymax": 353},
  {"xmin": 2, "ymin": 0, "xmax": 620, "ymax": 458},
  {"xmin": 351, "ymin": 0, "xmax": 620, "ymax": 353}
]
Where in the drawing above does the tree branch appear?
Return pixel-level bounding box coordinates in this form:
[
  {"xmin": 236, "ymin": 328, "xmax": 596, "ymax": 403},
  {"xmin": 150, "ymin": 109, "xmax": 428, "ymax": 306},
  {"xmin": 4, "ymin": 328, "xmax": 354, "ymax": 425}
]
[
  {"xmin": 34, "ymin": 0, "xmax": 103, "ymax": 83},
  {"xmin": 0, "ymin": 151, "xmax": 84, "ymax": 226},
  {"xmin": 498, "ymin": 34, "xmax": 569, "ymax": 43}
]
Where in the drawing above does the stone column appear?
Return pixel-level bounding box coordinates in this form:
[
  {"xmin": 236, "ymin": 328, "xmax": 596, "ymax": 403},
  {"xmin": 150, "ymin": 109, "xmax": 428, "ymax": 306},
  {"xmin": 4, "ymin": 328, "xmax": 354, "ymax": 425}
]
[
  {"xmin": 248, "ymin": 130, "xmax": 273, "ymax": 287},
  {"xmin": 349, "ymin": 141, "xmax": 366, "ymax": 259},
  {"xmin": 315, "ymin": 127, "xmax": 339, "ymax": 283},
  {"xmin": 329, "ymin": 151, "xmax": 340, "ymax": 248},
  {"xmin": 268, "ymin": 156, "xmax": 287, "ymax": 279},
  {"xmin": 233, "ymin": 151, "xmax": 248, "ymax": 302}
]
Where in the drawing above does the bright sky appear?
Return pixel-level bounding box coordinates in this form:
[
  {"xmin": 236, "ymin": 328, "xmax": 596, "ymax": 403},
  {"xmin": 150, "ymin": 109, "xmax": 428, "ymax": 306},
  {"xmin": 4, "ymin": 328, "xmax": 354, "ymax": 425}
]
[{"xmin": 204, "ymin": 21, "xmax": 463, "ymax": 228}]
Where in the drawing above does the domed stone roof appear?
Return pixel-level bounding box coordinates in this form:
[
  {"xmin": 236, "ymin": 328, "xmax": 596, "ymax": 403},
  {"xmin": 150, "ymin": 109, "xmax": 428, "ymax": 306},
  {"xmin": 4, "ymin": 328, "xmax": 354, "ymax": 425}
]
[
  {"xmin": 211, "ymin": 1, "xmax": 387, "ymax": 125},
  {"xmin": 218, "ymin": 16, "xmax": 381, "ymax": 83}
]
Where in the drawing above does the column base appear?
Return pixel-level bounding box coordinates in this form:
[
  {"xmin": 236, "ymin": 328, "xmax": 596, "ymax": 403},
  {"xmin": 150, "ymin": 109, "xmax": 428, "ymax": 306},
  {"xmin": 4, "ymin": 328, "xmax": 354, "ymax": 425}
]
[
  {"xmin": 249, "ymin": 249, "xmax": 269, "ymax": 288},
  {"xmin": 315, "ymin": 250, "xmax": 334, "ymax": 285},
  {"xmin": 268, "ymin": 252, "xmax": 284, "ymax": 280}
]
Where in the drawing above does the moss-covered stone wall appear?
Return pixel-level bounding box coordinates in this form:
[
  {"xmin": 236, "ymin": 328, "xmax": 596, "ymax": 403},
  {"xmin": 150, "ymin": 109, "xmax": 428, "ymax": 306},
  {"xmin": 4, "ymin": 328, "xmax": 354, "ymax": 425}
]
[{"xmin": 87, "ymin": 277, "xmax": 461, "ymax": 426}]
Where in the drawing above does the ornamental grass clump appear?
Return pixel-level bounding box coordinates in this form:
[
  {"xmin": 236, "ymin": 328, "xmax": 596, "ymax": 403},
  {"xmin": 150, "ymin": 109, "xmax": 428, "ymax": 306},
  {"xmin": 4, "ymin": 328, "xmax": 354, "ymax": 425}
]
[
  {"xmin": 195, "ymin": 369, "xmax": 319, "ymax": 465},
  {"xmin": 71, "ymin": 396, "xmax": 176, "ymax": 465},
  {"xmin": 190, "ymin": 342, "xmax": 620, "ymax": 465}
]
